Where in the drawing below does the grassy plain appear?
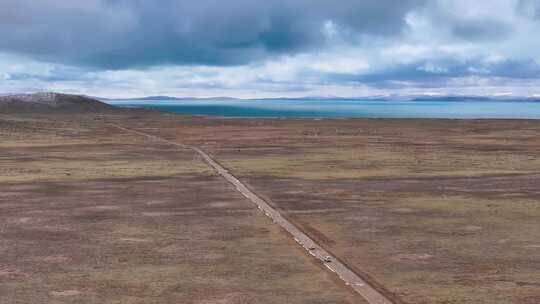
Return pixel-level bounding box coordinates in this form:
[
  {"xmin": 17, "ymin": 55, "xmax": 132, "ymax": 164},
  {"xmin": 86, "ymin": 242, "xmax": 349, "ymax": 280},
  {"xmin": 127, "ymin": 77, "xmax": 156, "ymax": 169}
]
[
  {"xmin": 119, "ymin": 115, "xmax": 540, "ymax": 304},
  {"xmin": 2, "ymin": 112, "xmax": 539, "ymax": 303},
  {"xmin": 0, "ymin": 114, "xmax": 361, "ymax": 304}
]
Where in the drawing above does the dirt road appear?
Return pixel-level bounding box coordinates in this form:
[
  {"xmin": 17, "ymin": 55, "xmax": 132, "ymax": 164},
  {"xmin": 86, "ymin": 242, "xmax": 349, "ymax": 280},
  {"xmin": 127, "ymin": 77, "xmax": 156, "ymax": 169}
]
[{"xmin": 110, "ymin": 123, "xmax": 393, "ymax": 304}]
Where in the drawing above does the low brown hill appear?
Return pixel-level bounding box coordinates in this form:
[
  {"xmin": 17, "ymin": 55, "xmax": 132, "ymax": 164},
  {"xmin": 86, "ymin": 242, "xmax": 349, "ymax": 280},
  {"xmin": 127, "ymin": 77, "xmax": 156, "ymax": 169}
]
[{"xmin": 0, "ymin": 92, "xmax": 117, "ymax": 113}]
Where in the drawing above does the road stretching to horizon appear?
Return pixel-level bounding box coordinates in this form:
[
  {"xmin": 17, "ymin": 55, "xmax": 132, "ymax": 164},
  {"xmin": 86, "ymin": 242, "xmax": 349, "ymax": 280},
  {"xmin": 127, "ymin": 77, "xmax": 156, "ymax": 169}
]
[{"xmin": 110, "ymin": 123, "xmax": 394, "ymax": 304}]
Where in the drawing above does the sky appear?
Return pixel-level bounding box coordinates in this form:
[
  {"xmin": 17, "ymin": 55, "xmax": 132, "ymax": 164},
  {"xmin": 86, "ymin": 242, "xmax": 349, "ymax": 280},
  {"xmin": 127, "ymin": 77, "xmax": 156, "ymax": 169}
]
[{"xmin": 1, "ymin": 0, "xmax": 540, "ymax": 98}]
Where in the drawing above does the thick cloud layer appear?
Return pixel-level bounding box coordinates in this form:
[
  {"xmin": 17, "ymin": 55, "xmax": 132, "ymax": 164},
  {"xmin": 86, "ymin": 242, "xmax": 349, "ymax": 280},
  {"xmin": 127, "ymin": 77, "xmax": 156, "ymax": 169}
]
[
  {"xmin": 325, "ymin": 58, "xmax": 540, "ymax": 89},
  {"xmin": 0, "ymin": 0, "xmax": 424, "ymax": 68},
  {"xmin": 518, "ymin": 0, "xmax": 540, "ymax": 19},
  {"xmin": 1, "ymin": 0, "xmax": 540, "ymax": 97}
]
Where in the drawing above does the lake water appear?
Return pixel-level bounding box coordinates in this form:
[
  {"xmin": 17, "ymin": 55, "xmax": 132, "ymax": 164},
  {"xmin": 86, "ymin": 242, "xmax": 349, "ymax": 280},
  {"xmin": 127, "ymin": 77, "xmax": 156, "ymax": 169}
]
[{"xmin": 106, "ymin": 99, "xmax": 540, "ymax": 119}]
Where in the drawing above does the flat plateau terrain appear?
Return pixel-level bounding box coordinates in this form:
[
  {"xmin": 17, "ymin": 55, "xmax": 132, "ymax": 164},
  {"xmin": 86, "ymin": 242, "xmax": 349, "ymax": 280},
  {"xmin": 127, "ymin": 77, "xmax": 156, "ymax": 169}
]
[
  {"xmin": 0, "ymin": 114, "xmax": 360, "ymax": 304},
  {"xmin": 1, "ymin": 112, "xmax": 539, "ymax": 303}
]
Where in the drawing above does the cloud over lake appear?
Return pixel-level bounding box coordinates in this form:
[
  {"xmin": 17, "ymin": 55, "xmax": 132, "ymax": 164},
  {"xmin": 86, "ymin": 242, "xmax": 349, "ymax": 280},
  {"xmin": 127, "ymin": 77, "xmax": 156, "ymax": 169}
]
[{"xmin": 1, "ymin": 0, "xmax": 539, "ymax": 97}]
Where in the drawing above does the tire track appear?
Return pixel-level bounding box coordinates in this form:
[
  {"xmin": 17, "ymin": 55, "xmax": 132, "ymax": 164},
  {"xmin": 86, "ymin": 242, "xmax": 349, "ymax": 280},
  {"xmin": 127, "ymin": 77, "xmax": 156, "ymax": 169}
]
[{"xmin": 110, "ymin": 123, "xmax": 394, "ymax": 304}]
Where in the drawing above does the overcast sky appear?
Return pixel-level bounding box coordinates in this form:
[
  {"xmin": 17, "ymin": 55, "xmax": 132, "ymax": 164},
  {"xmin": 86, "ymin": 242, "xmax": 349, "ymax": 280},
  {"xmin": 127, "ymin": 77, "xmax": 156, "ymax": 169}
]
[{"xmin": 1, "ymin": 0, "xmax": 540, "ymax": 98}]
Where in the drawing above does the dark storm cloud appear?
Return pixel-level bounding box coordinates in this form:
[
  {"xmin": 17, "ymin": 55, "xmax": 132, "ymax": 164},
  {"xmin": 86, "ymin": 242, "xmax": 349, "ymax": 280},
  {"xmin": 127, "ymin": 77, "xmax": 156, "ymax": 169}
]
[
  {"xmin": 0, "ymin": 0, "xmax": 425, "ymax": 69},
  {"xmin": 451, "ymin": 20, "xmax": 513, "ymax": 41},
  {"xmin": 323, "ymin": 59, "xmax": 540, "ymax": 88},
  {"xmin": 422, "ymin": 2, "xmax": 514, "ymax": 42},
  {"xmin": 518, "ymin": 0, "xmax": 540, "ymax": 19}
]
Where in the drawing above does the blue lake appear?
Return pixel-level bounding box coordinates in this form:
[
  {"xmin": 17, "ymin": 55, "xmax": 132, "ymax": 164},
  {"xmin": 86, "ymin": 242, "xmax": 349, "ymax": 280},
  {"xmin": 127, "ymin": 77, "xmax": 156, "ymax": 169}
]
[{"xmin": 106, "ymin": 99, "xmax": 540, "ymax": 119}]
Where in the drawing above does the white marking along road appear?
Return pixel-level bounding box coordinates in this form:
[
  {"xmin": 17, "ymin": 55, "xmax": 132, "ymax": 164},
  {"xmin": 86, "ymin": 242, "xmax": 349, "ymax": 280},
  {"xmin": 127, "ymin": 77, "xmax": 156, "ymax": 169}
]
[{"xmin": 111, "ymin": 123, "xmax": 394, "ymax": 304}]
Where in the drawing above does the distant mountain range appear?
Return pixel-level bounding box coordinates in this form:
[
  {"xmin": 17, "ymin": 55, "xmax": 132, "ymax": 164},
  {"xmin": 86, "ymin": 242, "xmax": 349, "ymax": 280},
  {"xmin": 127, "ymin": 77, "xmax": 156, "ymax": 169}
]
[
  {"xmin": 2, "ymin": 92, "xmax": 538, "ymax": 115},
  {"xmin": 408, "ymin": 95, "xmax": 540, "ymax": 102},
  {"xmin": 3, "ymin": 92, "xmax": 539, "ymax": 103},
  {"xmin": 100, "ymin": 96, "xmax": 240, "ymax": 101},
  {"xmin": 98, "ymin": 94, "xmax": 540, "ymax": 102}
]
